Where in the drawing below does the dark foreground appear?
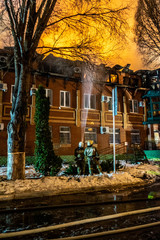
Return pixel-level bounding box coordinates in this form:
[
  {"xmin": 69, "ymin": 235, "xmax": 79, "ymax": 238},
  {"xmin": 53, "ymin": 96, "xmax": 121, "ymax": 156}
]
[{"xmin": 0, "ymin": 182, "xmax": 160, "ymax": 240}]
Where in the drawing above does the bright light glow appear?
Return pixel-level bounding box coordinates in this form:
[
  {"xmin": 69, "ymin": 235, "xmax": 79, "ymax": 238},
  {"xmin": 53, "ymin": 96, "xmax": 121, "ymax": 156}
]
[
  {"xmin": 0, "ymin": 0, "xmax": 145, "ymax": 70},
  {"xmin": 38, "ymin": 0, "xmax": 144, "ymax": 70}
]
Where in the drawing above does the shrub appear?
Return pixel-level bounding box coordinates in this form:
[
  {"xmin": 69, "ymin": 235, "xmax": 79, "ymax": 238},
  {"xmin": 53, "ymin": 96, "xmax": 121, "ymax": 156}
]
[
  {"xmin": 25, "ymin": 156, "xmax": 36, "ymax": 165},
  {"xmin": 0, "ymin": 156, "xmax": 36, "ymax": 167},
  {"xmin": 100, "ymin": 159, "xmax": 113, "ymax": 172},
  {"xmin": 64, "ymin": 164, "xmax": 78, "ymax": 175},
  {"xmin": 100, "ymin": 159, "xmax": 122, "ymax": 172},
  {"xmin": 0, "ymin": 156, "xmax": 7, "ymax": 167},
  {"xmin": 34, "ymin": 86, "xmax": 62, "ymax": 176}
]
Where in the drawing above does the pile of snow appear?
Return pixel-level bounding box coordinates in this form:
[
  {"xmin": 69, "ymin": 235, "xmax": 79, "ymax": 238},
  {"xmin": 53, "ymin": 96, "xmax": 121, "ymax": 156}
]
[
  {"xmin": 0, "ymin": 163, "xmax": 159, "ymax": 201},
  {"xmin": 0, "ymin": 166, "xmax": 42, "ymax": 179}
]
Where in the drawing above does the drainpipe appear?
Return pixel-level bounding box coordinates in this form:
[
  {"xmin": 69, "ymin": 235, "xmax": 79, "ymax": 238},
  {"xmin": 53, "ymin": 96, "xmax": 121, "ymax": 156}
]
[
  {"xmin": 101, "ymin": 96, "xmax": 105, "ymax": 126},
  {"xmin": 30, "ymin": 84, "xmax": 37, "ymax": 125}
]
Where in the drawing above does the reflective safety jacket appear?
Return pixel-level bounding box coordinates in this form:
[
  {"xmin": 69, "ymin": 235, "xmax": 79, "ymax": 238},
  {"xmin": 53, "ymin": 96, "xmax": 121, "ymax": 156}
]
[
  {"xmin": 74, "ymin": 147, "xmax": 84, "ymax": 160},
  {"xmin": 84, "ymin": 146, "xmax": 98, "ymax": 158}
]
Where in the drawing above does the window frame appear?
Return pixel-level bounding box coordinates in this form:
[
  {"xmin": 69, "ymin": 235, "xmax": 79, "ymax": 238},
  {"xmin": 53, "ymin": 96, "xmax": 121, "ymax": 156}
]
[
  {"xmin": 129, "ymin": 100, "xmax": 139, "ymax": 113},
  {"xmin": 109, "ymin": 128, "xmax": 120, "ymax": 144},
  {"xmin": 131, "ymin": 130, "xmax": 141, "ymax": 144},
  {"xmin": 60, "ymin": 90, "xmax": 70, "ymax": 107},
  {"xmin": 84, "ymin": 127, "xmax": 97, "ymax": 144},
  {"xmin": 60, "ymin": 126, "xmax": 71, "ymax": 144},
  {"xmin": 45, "ymin": 88, "xmax": 53, "ymax": 105},
  {"xmin": 107, "ymin": 96, "xmax": 112, "ymax": 111},
  {"xmin": 107, "ymin": 96, "xmax": 119, "ymax": 111},
  {"xmin": 84, "ymin": 94, "xmax": 96, "ymax": 110}
]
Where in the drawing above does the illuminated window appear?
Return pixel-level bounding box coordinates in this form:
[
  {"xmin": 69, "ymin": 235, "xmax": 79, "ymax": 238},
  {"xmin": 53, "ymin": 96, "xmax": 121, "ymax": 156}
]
[
  {"xmin": 131, "ymin": 130, "xmax": 140, "ymax": 144},
  {"xmin": 84, "ymin": 94, "xmax": 96, "ymax": 109},
  {"xmin": 153, "ymin": 98, "xmax": 160, "ymax": 117},
  {"xmin": 109, "ymin": 128, "xmax": 120, "ymax": 144},
  {"xmin": 110, "ymin": 74, "xmax": 118, "ymax": 83},
  {"xmin": 60, "ymin": 91, "xmax": 70, "ymax": 107},
  {"xmin": 130, "ymin": 100, "xmax": 138, "ymax": 113},
  {"xmin": 60, "ymin": 126, "xmax": 71, "ymax": 144},
  {"xmin": 84, "ymin": 127, "xmax": 97, "ymax": 144},
  {"xmin": 107, "ymin": 73, "xmax": 119, "ymax": 83}
]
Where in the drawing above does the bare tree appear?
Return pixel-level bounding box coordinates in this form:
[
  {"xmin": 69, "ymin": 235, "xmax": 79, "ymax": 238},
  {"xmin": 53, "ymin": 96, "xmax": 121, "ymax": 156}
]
[
  {"xmin": 0, "ymin": 0, "xmax": 128, "ymax": 180},
  {"xmin": 135, "ymin": 0, "xmax": 160, "ymax": 66}
]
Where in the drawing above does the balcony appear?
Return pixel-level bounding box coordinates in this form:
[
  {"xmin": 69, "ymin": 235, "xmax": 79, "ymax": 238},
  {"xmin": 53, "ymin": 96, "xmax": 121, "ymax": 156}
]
[{"xmin": 143, "ymin": 90, "xmax": 160, "ymax": 124}]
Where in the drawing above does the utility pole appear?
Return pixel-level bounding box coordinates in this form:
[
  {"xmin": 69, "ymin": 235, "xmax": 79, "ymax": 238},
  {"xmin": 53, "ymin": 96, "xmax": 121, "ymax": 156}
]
[{"xmin": 112, "ymin": 86, "xmax": 117, "ymax": 173}]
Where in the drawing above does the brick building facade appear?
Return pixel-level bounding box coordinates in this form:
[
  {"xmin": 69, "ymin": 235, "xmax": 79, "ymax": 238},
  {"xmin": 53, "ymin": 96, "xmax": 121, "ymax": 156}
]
[{"xmin": 0, "ymin": 50, "xmax": 149, "ymax": 156}]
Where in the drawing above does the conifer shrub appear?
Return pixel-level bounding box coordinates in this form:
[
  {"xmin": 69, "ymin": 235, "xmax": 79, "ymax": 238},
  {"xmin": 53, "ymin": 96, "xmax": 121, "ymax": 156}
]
[
  {"xmin": 64, "ymin": 164, "xmax": 78, "ymax": 175},
  {"xmin": 34, "ymin": 85, "xmax": 62, "ymax": 176}
]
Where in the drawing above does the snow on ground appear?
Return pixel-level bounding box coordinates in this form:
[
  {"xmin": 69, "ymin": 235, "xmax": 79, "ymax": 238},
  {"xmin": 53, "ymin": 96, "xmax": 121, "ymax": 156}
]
[{"xmin": 0, "ymin": 163, "xmax": 159, "ymax": 201}]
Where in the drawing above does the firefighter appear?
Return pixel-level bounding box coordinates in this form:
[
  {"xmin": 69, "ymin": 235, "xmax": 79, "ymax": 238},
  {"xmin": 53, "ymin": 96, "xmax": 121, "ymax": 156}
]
[
  {"xmin": 84, "ymin": 140, "xmax": 102, "ymax": 175},
  {"xmin": 74, "ymin": 142, "xmax": 85, "ymax": 175}
]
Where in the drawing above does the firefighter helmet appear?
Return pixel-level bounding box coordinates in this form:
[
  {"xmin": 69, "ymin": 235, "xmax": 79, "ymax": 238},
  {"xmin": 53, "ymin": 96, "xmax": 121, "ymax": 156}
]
[
  {"xmin": 87, "ymin": 140, "xmax": 93, "ymax": 147},
  {"xmin": 78, "ymin": 142, "xmax": 84, "ymax": 148}
]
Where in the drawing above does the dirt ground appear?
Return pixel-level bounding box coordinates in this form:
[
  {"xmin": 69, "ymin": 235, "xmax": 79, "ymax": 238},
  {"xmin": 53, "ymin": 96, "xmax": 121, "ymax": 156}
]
[{"xmin": 0, "ymin": 162, "xmax": 160, "ymax": 202}]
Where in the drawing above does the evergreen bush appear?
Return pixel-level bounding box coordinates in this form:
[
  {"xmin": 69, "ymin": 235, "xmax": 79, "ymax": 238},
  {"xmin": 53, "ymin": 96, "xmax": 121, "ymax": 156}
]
[
  {"xmin": 34, "ymin": 85, "xmax": 62, "ymax": 176},
  {"xmin": 0, "ymin": 156, "xmax": 7, "ymax": 167},
  {"xmin": 64, "ymin": 164, "xmax": 78, "ymax": 175},
  {"xmin": 100, "ymin": 159, "xmax": 122, "ymax": 172}
]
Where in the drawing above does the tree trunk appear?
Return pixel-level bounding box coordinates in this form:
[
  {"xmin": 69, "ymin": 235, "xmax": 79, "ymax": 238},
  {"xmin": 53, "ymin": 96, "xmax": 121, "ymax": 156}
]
[
  {"xmin": 7, "ymin": 113, "xmax": 26, "ymax": 180},
  {"xmin": 7, "ymin": 62, "xmax": 30, "ymax": 180}
]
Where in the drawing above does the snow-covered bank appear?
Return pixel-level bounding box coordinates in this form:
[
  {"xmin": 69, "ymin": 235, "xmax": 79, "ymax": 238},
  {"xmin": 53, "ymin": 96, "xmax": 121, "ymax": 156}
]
[{"xmin": 0, "ymin": 163, "xmax": 159, "ymax": 202}]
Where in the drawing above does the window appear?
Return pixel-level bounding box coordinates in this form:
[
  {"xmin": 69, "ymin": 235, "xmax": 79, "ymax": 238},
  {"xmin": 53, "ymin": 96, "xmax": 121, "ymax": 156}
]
[
  {"xmin": 110, "ymin": 74, "xmax": 118, "ymax": 83},
  {"xmin": 130, "ymin": 100, "xmax": 138, "ymax": 113},
  {"xmin": 131, "ymin": 130, "xmax": 140, "ymax": 144},
  {"xmin": 10, "ymin": 85, "xmax": 15, "ymax": 103},
  {"xmin": 60, "ymin": 126, "xmax": 71, "ymax": 144},
  {"xmin": 60, "ymin": 91, "xmax": 70, "ymax": 107},
  {"xmin": 109, "ymin": 128, "xmax": 120, "ymax": 144},
  {"xmin": 106, "ymin": 73, "xmax": 118, "ymax": 83},
  {"xmin": 108, "ymin": 97, "xmax": 119, "ymax": 111},
  {"xmin": 108, "ymin": 97, "xmax": 112, "ymax": 110},
  {"xmin": 153, "ymin": 99, "xmax": 160, "ymax": 117},
  {"xmin": 84, "ymin": 94, "xmax": 96, "ymax": 109},
  {"xmin": 45, "ymin": 89, "xmax": 53, "ymax": 105},
  {"xmin": 84, "ymin": 127, "xmax": 97, "ymax": 144}
]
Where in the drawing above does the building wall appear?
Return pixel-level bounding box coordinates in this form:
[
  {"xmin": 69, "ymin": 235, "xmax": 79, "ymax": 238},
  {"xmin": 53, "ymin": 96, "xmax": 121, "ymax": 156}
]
[{"xmin": 0, "ymin": 69, "xmax": 148, "ymax": 156}]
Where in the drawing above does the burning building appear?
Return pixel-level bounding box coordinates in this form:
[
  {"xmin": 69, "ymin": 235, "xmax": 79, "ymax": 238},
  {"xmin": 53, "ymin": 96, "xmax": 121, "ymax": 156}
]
[{"xmin": 0, "ymin": 49, "xmax": 158, "ymax": 158}]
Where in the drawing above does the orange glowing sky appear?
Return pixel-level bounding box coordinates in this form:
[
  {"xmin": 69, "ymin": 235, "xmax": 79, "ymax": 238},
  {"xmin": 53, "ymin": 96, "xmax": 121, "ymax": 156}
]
[
  {"xmin": 113, "ymin": 0, "xmax": 145, "ymax": 70},
  {"xmin": 99, "ymin": 0, "xmax": 145, "ymax": 71},
  {"xmin": 39, "ymin": 0, "xmax": 145, "ymax": 71},
  {"xmin": 0, "ymin": 0, "xmax": 146, "ymax": 71}
]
